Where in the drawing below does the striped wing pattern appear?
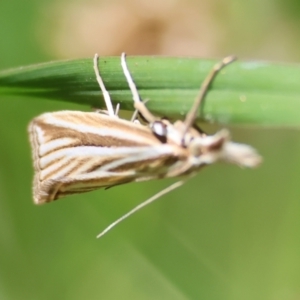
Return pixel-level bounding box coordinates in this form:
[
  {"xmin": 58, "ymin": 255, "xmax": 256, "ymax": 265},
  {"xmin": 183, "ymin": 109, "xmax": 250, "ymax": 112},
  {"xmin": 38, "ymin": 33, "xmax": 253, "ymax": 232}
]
[{"xmin": 28, "ymin": 111, "xmax": 184, "ymax": 204}]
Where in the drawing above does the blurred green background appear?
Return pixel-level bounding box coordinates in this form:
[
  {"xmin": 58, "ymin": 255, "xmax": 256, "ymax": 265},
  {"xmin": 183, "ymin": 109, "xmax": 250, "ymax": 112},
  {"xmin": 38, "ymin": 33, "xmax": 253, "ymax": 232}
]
[{"xmin": 1, "ymin": 0, "xmax": 300, "ymax": 299}]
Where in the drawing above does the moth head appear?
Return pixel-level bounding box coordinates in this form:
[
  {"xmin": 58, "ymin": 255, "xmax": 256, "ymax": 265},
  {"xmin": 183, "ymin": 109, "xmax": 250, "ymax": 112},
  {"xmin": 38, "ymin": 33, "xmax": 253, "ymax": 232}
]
[
  {"xmin": 189, "ymin": 129, "xmax": 262, "ymax": 168},
  {"xmin": 172, "ymin": 120, "xmax": 204, "ymax": 146}
]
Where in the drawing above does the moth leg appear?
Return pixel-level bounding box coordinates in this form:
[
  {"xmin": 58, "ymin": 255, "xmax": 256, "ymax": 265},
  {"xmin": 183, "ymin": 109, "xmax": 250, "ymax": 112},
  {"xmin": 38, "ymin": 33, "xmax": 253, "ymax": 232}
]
[
  {"xmin": 121, "ymin": 52, "xmax": 157, "ymax": 123},
  {"xmin": 130, "ymin": 99, "xmax": 150, "ymax": 123},
  {"xmin": 193, "ymin": 123, "xmax": 207, "ymax": 135},
  {"xmin": 93, "ymin": 54, "xmax": 115, "ymax": 117},
  {"xmin": 91, "ymin": 107, "xmax": 109, "ymax": 115},
  {"xmin": 130, "ymin": 108, "xmax": 139, "ymax": 122},
  {"xmin": 115, "ymin": 103, "xmax": 120, "ymax": 116},
  {"xmin": 97, "ymin": 180, "xmax": 185, "ymax": 238},
  {"xmin": 182, "ymin": 55, "xmax": 236, "ymax": 139}
]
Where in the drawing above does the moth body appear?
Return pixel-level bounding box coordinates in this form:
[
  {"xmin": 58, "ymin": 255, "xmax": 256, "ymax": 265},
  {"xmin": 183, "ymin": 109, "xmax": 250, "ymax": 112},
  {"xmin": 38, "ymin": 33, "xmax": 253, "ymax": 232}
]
[
  {"xmin": 28, "ymin": 53, "xmax": 261, "ymax": 237},
  {"xmin": 29, "ymin": 110, "xmax": 260, "ymax": 204}
]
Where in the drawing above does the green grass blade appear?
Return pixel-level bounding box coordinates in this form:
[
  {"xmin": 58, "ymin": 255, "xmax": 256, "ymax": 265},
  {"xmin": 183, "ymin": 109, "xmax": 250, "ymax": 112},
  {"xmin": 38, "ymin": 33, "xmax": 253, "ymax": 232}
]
[{"xmin": 0, "ymin": 56, "xmax": 299, "ymax": 126}]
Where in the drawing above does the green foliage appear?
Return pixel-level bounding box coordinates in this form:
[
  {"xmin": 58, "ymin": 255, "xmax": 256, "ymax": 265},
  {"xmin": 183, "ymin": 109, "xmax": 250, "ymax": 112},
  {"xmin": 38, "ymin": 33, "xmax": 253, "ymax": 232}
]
[{"xmin": 1, "ymin": 56, "xmax": 300, "ymax": 126}]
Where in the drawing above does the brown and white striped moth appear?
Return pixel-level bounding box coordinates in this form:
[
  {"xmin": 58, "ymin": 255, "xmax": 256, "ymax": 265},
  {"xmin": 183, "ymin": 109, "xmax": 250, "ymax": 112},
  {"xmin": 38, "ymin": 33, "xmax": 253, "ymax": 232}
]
[{"xmin": 28, "ymin": 53, "xmax": 261, "ymax": 237}]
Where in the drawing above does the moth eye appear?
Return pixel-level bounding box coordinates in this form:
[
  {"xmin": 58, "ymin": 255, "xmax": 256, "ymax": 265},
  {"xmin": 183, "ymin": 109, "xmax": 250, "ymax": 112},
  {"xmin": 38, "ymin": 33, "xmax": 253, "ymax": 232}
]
[
  {"xmin": 151, "ymin": 121, "xmax": 167, "ymax": 137},
  {"xmin": 151, "ymin": 121, "xmax": 167, "ymax": 143}
]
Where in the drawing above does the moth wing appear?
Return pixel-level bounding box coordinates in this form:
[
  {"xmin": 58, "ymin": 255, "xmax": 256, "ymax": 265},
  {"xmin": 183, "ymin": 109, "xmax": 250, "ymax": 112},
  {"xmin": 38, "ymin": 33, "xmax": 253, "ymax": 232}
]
[{"xmin": 28, "ymin": 111, "xmax": 180, "ymax": 204}]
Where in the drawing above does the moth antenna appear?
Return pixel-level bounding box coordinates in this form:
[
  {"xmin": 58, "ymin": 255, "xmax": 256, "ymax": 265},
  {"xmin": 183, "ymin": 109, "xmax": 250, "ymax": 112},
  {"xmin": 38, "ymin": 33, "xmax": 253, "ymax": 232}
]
[
  {"xmin": 97, "ymin": 180, "xmax": 185, "ymax": 239},
  {"xmin": 121, "ymin": 53, "xmax": 157, "ymax": 123},
  {"xmin": 93, "ymin": 54, "xmax": 115, "ymax": 117},
  {"xmin": 182, "ymin": 55, "xmax": 237, "ymax": 140}
]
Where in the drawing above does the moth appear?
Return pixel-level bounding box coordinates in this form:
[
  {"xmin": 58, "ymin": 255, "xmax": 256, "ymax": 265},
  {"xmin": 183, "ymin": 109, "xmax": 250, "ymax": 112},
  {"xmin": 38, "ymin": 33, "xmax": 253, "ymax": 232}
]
[{"xmin": 28, "ymin": 53, "xmax": 261, "ymax": 237}]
